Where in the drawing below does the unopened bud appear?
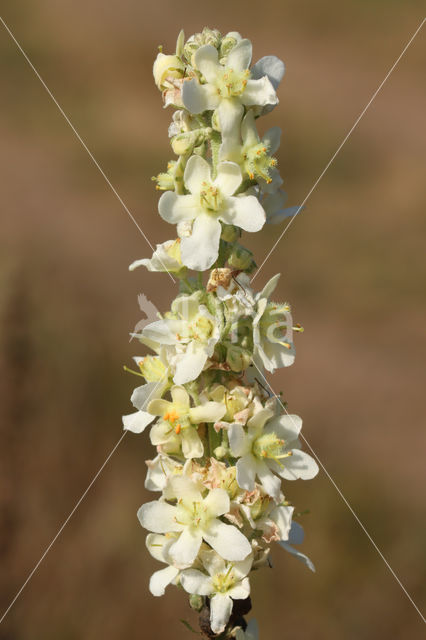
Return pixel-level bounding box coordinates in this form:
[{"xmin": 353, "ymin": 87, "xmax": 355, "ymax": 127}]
[
  {"xmin": 226, "ymin": 345, "xmax": 252, "ymax": 372},
  {"xmin": 153, "ymin": 53, "xmax": 185, "ymax": 91},
  {"xmin": 228, "ymin": 245, "xmax": 256, "ymax": 272},
  {"xmin": 219, "ymin": 35, "xmax": 239, "ymax": 60},
  {"xmin": 171, "ymin": 128, "xmax": 212, "ymax": 156},
  {"xmin": 221, "ymin": 224, "xmax": 240, "ymax": 243},
  {"xmin": 189, "ymin": 594, "xmax": 204, "ymax": 611},
  {"xmin": 214, "ymin": 445, "xmax": 228, "ymax": 459}
]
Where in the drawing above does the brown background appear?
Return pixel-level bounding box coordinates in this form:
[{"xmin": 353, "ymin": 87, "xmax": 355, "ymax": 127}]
[{"xmin": 0, "ymin": 1, "xmax": 425, "ymax": 638}]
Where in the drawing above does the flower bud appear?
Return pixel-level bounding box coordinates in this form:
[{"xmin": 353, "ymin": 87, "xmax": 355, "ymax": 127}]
[
  {"xmin": 228, "ymin": 244, "xmax": 256, "ymax": 272},
  {"xmin": 226, "ymin": 344, "xmax": 252, "ymax": 372},
  {"xmin": 152, "ymin": 161, "xmax": 176, "ymax": 191},
  {"xmin": 214, "ymin": 445, "xmax": 228, "ymax": 459},
  {"xmin": 221, "ymin": 224, "xmax": 239, "ymax": 243},
  {"xmin": 153, "ymin": 53, "xmax": 185, "ymax": 91},
  {"xmin": 189, "ymin": 594, "xmax": 204, "ymax": 611},
  {"xmin": 171, "ymin": 128, "xmax": 212, "ymax": 156},
  {"xmin": 219, "ymin": 34, "xmax": 239, "ymax": 60}
]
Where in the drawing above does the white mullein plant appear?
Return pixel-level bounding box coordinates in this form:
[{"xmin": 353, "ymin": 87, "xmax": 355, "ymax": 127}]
[{"xmin": 124, "ymin": 27, "xmax": 319, "ymax": 639}]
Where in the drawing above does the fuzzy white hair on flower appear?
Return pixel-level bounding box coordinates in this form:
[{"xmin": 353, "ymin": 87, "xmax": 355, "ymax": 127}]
[
  {"xmin": 147, "ymin": 385, "xmax": 226, "ymax": 459},
  {"xmin": 182, "ymin": 40, "xmax": 278, "ymax": 137},
  {"xmin": 228, "ymin": 409, "xmax": 319, "ymax": 500},
  {"xmin": 158, "ymin": 155, "xmax": 266, "ymax": 271},
  {"xmin": 138, "ymin": 476, "xmax": 252, "ymax": 568},
  {"xmin": 181, "ymin": 549, "xmax": 252, "ymax": 634}
]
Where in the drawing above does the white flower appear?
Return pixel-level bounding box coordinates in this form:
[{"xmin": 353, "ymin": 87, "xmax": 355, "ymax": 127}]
[
  {"xmin": 145, "ymin": 533, "xmax": 181, "ymax": 595},
  {"xmin": 182, "ymin": 40, "xmax": 278, "ymax": 137},
  {"xmin": 239, "ymin": 487, "xmax": 294, "ymax": 543},
  {"xmin": 158, "ymin": 155, "xmax": 265, "ymax": 271},
  {"xmin": 228, "ymin": 409, "xmax": 319, "ymax": 500},
  {"xmin": 181, "ymin": 549, "xmax": 252, "ymax": 634},
  {"xmin": 122, "ymin": 379, "xmax": 167, "ymax": 434},
  {"xmin": 279, "ymin": 521, "xmax": 315, "ymax": 572},
  {"xmin": 253, "ymin": 274, "xmax": 296, "ymax": 372},
  {"xmin": 145, "ymin": 453, "xmax": 183, "ymax": 491},
  {"xmin": 220, "ymin": 110, "xmax": 281, "ymax": 186},
  {"xmin": 148, "ymin": 385, "xmax": 225, "ymax": 459},
  {"xmin": 142, "ymin": 292, "xmax": 220, "ymax": 384},
  {"xmin": 129, "ymin": 239, "xmax": 186, "ymax": 276},
  {"xmin": 235, "ymin": 619, "xmax": 259, "ymax": 640},
  {"xmin": 138, "ymin": 476, "xmax": 252, "ymax": 568}
]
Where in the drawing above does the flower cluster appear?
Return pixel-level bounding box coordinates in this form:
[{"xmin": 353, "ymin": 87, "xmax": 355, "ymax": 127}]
[{"xmin": 124, "ymin": 27, "xmax": 317, "ymax": 638}]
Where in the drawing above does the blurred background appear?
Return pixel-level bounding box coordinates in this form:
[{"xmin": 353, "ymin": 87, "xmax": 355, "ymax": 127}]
[{"xmin": 0, "ymin": 1, "xmax": 425, "ymax": 638}]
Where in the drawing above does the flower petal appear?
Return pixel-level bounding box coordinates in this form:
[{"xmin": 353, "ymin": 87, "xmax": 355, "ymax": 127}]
[
  {"xmin": 223, "ymin": 195, "xmax": 266, "ymax": 232},
  {"xmin": 149, "ymin": 565, "xmax": 179, "ymax": 596},
  {"xmin": 194, "ymin": 45, "xmax": 221, "ymax": 82},
  {"xmin": 227, "ymin": 39, "xmax": 252, "ymax": 71},
  {"xmin": 268, "ymin": 413, "xmax": 302, "ymax": 442},
  {"xmin": 251, "ymin": 55, "xmax": 285, "ymax": 90},
  {"xmin": 180, "ymin": 213, "xmax": 221, "ymax": 271},
  {"xmin": 259, "ymin": 273, "xmax": 280, "ymax": 300},
  {"xmin": 217, "ymin": 99, "xmax": 244, "ymax": 137},
  {"xmin": 122, "ymin": 410, "xmax": 155, "ymax": 434},
  {"xmin": 181, "ymin": 427, "xmax": 204, "ymax": 459},
  {"xmin": 137, "ymin": 501, "xmax": 181, "ymax": 533},
  {"xmin": 242, "ymin": 77, "xmax": 277, "ymax": 107},
  {"xmin": 204, "ymin": 488, "xmax": 230, "ymax": 517},
  {"xmin": 131, "ymin": 381, "xmax": 165, "ymax": 411},
  {"xmin": 236, "ymin": 455, "xmax": 256, "ymax": 491},
  {"xmin": 184, "ymin": 155, "xmax": 212, "ymax": 194},
  {"xmin": 271, "ymin": 505, "xmax": 294, "ymax": 541},
  {"xmin": 167, "ymin": 475, "xmax": 203, "ymax": 502},
  {"xmin": 203, "ymin": 520, "xmax": 251, "ymax": 561},
  {"xmin": 255, "ymin": 459, "xmax": 281, "ymax": 500},
  {"xmin": 181, "ymin": 569, "xmax": 214, "ymax": 596},
  {"xmin": 173, "ymin": 342, "xmax": 208, "ymax": 385},
  {"xmin": 228, "ymin": 578, "xmax": 250, "ymax": 600},
  {"xmin": 288, "ymin": 521, "xmax": 305, "ymax": 545},
  {"xmin": 210, "ymin": 593, "xmax": 233, "ymax": 634},
  {"xmin": 263, "ymin": 126, "xmax": 281, "ymax": 155},
  {"xmin": 228, "ymin": 424, "xmax": 251, "ymax": 457},
  {"xmin": 241, "ymin": 110, "xmax": 259, "ymax": 147},
  {"xmin": 158, "ymin": 191, "xmax": 198, "ymax": 224},
  {"xmin": 215, "ymin": 161, "xmax": 242, "ymax": 196},
  {"xmin": 169, "ymin": 527, "xmax": 203, "ymax": 568},
  {"xmin": 278, "ymin": 450, "xmax": 319, "ymax": 481},
  {"xmin": 279, "ymin": 540, "xmax": 315, "ymax": 572},
  {"xmin": 182, "ymin": 78, "xmax": 220, "ymax": 113},
  {"xmin": 170, "ymin": 385, "xmax": 190, "ymax": 408},
  {"xmin": 189, "ymin": 401, "xmax": 226, "ymax": 424}
]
